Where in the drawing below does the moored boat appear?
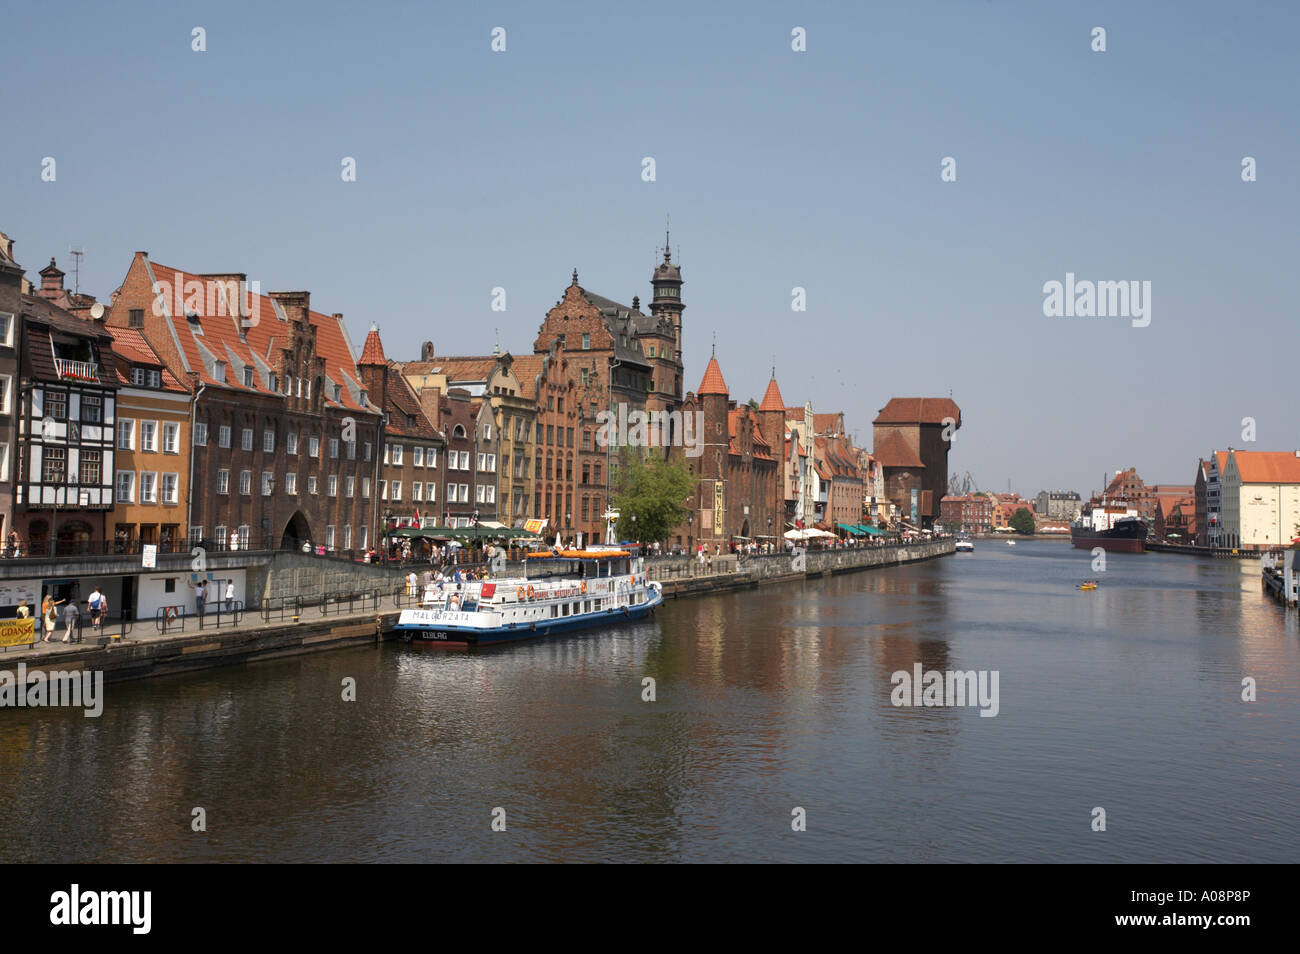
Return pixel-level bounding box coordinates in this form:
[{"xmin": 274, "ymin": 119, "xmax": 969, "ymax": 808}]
[
  {"xmin": 1071, "ymin": 499, "xmax": 1146, "ymax": 553},
  {"xmin": 394, "ymin": 545, "xmax": 662, "ymax": 647}
]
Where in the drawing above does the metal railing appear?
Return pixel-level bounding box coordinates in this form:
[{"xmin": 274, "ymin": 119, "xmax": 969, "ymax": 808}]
[{"xmin": 53, "ymin": 357, "xmax": 100, "ymax": 381}]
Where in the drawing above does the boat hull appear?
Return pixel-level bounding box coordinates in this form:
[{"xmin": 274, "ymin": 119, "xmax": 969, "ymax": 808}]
[
  {"xmin": 1070, "ymin": 524, "xmax": 1146, "ymax": 553},
  {"xmin": 398, "ymin": 590, "xmax": 662, "ymax": 647}
]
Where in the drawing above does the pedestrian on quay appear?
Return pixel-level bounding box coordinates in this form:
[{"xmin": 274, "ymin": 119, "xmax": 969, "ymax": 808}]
[
  {"xmin": 88, "ymin": 586, "xmax": 105, "ymax": 634},
  {"xmin": 62, "ymin": 598, "xmax": 80, "ymax": 643},
  {"xmin": 224, "ymin": 579, "xmax": 236, "ymax": 613},
  {"xmin": 17, "ymin": 599, "xmax": 30, "ymax": 619},
  {"xmin": 41, "ymin": 594, "xmax": 64, "ymax": 643},
  {"xmin": 406, "ymin": 571, "xmax": 418, "ymax": 599},
  {"xmin": 194, "ymin": 580, "xmax": 207, "ymax": 620}
]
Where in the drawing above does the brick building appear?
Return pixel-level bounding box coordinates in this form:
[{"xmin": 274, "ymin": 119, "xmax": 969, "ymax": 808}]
[
  {"xmin": 0, "ymin": 232, "xmax": 22, "ymax": 542},
  {"xmin": 872, "ymin": 398, "xmax": 961, "ymax": 529},
  {"xmin": 672, "ymin": 354, "xmax": 779, "ymax": 550},
  {"xmin": 105, "ymin": 253, "xmax": 382, "ymax": 553},
  {"xmin": 940, "ymin": 494, "xmax": 993, "ymax": 532}
]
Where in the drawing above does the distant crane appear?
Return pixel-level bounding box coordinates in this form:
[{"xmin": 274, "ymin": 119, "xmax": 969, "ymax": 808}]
[{"xmin": 948, "ymin": 471, "xmax": 979, "ymax": 496}]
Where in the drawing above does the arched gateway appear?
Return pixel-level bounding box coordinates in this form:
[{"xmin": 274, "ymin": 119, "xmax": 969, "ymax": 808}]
[{"xmin": 281, "ymin": 512, "xmax": 312, "ymax": 551}]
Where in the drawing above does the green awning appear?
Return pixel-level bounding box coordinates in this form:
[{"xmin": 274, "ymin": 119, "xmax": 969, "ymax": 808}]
[
  {"xmin": 859, "ymin": 525, "xmax": 886, "ymax": 536},
  {"xmin": 838, "ymin": 523, "xmax": 864, "ymax": 536}
]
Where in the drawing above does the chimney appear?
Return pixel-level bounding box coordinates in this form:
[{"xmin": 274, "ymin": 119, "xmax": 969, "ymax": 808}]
[
  {"xmin": 38, "ymin": 257, "xmax": 65, "ymax": 300},
  {"xmin": 269, "ymin": 290, "xmax": 311, "ymax": 326}
]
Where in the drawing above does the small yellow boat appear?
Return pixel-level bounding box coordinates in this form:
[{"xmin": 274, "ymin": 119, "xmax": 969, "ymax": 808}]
[{"xmin": 1079, "ymin": 582, "xmax": 1098, "ymax": 590}]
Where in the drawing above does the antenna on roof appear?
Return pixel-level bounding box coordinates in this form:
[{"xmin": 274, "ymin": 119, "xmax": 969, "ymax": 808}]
[{"xmin": 68, "ymin": 246, "xmax": 84, "ymax": 296}]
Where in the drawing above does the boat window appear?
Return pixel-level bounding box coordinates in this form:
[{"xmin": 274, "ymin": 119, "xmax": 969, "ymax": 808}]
[{"xmin": 551, "ymin": 605, "xmax": 558, "ymax": 618}]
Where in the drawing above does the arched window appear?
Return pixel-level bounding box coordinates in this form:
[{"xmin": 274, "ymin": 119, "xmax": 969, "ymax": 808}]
[{"xmin": 453, "ymin": 424, "xmax": 466, "ymax": 439}]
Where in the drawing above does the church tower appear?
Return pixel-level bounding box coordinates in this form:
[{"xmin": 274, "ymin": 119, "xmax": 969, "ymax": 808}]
[{"xmin": 649, "ymin": 231, "xmax": 684, "ymax": 399}]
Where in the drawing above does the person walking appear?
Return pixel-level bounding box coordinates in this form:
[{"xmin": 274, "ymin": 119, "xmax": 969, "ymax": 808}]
[
  {"xmin": 194, "ymin": 580, "xmax": 207, "ymax": 620},
  {"xmin": 224, "ymin": 579, "xmax": 236, "ymax": 613},
  {"xmin": 41, "ymin": 594, "xmax": 64, "ymax": 643},
  {"xmin": 406, "ymin": 571, "xmax": 418, "ymax": 599},
  {"xmin": 62, "ymin": 598, "xmax": 80, "ymax": 643},
  {"xmin": 88, "ymin": 586, "xmax": 105, "ymax": 634},
  {"xmin": 16, "ymin": 599, "xmax": 30, "ymax": 619}
]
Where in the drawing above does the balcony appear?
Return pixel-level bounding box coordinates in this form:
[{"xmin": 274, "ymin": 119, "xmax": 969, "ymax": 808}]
[{"xmin": 54, "ymin": 358, "xmax": 100, "ymax": 382}]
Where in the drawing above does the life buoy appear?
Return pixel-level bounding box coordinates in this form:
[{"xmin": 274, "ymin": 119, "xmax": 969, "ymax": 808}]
[
  {"xmin": 580, "ymin": 581, "xmax": 588, "ymax": 594},
  {"xmin": 527, "ymin": 585, "xmax": 536, "ymax": 600},
  {"xmin": 517, "ymin": 586, "xmax": 526, "ymax": 600}
]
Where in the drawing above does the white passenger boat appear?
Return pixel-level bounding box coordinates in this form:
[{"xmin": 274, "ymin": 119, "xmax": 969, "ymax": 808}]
[{"xmin": 394, "ymin": 546, "xmax": 662, "ymax": 647}]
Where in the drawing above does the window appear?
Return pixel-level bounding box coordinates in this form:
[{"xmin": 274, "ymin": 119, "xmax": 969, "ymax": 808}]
[
  {"xmin": 346, "ymin": 440, "xmax": 356, "ymax": 460},
  {"xmin": 307, "ymin": 476, "xmax": 318, "ymax": 494},
  {"xmin": 308, "ymin": 436, "xmax": 320, "ymax": 457},
  {"xmin": 486, "ymin": 454, "xmax": 496, "ymax": 472},
  {"xmin": 161, "ymin": 472, "xmax": 178, "ymax": 504},
  {"xmin": 460, "ymin": 451, "xmax": 470, "ymax": 470},
  {"xmin": 141, "ymin": 421, "xmax": 158, "ymax": 452},
  {"xmin": 117, "ymin": 418, "xmax": 135, "ymax": 450},
  {"xmin": 413, "ymin": 447, "xmax": 424, "ymax": 468},
  {"xmin": 580, "ymin": 368, "xmax": 588, "ymax": 386},
  {"xmin": 343, "ymin": 526, "xmax": 352, "ymax": 550},
  {"xmin": 477, "ymin": 484, "xmax": 486, "ymax": 504},
  {"xmin": 194, "ymin": 422, "xmax": 208, "ymax": 446},
  {"xmin": 243, "ymin": 366, "xmax": 254, "ymax": 387},
  {"xmin": 325, "ymin": 526, "xmax": 335, "ymax": 550},
  {"xmin": 392, "ymin": 445, "xmax": 403, "ymax": 466},
  {"xmin": 241, "ymin": 428, "xmax": 253, "ymax": 451},
  {"xmin": 477, "ymin": 453, "xmax": 486, "ymax": 472},
  {"xmin": 345, "ymin": 476, "xmax": 355, "ymax": 498},
  {"xmin": 188, "ymin": 527, "xmax": 203, "ymax": 546},
  {"xmin": 383, "ymin": 444, "xmax": 389, "ymax": 465},
  {"xmin": 140, "ymin": 471, "xmax": 158, "ymax": 503},
  {"xmin": 43, "ymin": 446, "xmax": 66, "ymax": 483},
  {"xmin": 459, "ymin": 483, "xmax": 468, "ymax": 502},
  {"xmin": 213, "ymin": 362, "xmax": 226, "ymax": 383},
  {"xmin": 379, "ymin": 480, "xmax": 387, "ymax": 500},
  {"xmin": 329, "ymin": 438, "xmax": 339, "ymax": 459},
  {"xmin": 149, "ymin": 369, "xmax": 161, "ymax": 389},
  {"xmin": 363, "ymin": 441, "xmax": 372, "ymax": 462},
  {"xmin": 46, "ymin": 391, "xmax": 68, "ymax": 421},
  {"xmin": 582, "ymin": 333, "xmax": 590, "ymax": 349},
  {"xmin": 80, "ymin": 450, "xmax": 102, "ymax": 485},
  {"xmin": 287, "ymin": 432, "xmax": 298, "ymax": 455},
  {"xmin": 484, "ymin": 423, "xmax": 492, "ymax": 440},
  {"xmin": 427, "ymin": 448, "xmax": 437, "ymax": 468},
  {"xmin": 567, "ymin": 428, "xmax": 574, "ymax": 448},
  {"xmin": 391, "ymin": 480, "xmax": 402, "ymax": 502},
  {"xmin": 81, "ymin": 395, "xmax": 102, "ymax": 424},
  {"xmin": 426, "ymin": 482, "xmax": 437, "ymax": 502},
  {"xmin": 215, "ymin": 524, "xmax": 227, "ymax": 547},
  {"xmin": 219, "ymin": 425, "xmax": 231, "ymax": 448},
  {"xmin": 413, "ymin": 482, "xmax": 423, "ymax": 501},
  {"xmin": 115, "ymin": 470, "xmax": 135, "ymax": 503},
  {"xmin": 286, "ymin": 472, "xmax": 298, "ymax": 495},
  {"xmin": 362, "ymin": 477, "xmax": 371, "ymax": 498},
  {"xmin": 263, "ymin": 430, "xmax": 275, "ymax": 453},
  {"xmin": 217, "ymin": 469, "xmax": 230, "ymax": 494},
  {"xmin": 361, "ymin": 526, "xmax": 369, "ymax": 550},
  {"xmin": 328, "ymin": 475, "xmax": 338, "ymax": 497},
  {"xmin": 239, "ymin": 470, "xmax": 251, "ymax": 495},
  {"xmin": 238, "ymin": 525, "xmax": 250, "ymax": 550},
  {"xmin": 128, "ymin": 309, "xmax": 143, "ymax": 329},
  {"xmin": 163, "ymin": 422, "xmax": 180, "ymax": 454}
]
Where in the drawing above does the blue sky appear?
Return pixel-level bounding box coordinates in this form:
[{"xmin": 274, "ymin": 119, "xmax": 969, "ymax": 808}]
[{"xmin": 4, "ymin": 0, "xmax": 1296, "ymax": 499}]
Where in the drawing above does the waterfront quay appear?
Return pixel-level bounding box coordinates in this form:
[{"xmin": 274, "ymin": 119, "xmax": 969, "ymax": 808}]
[{"xmin": 0, "ymin": 540, "xmax": 954, "ymax": 685}]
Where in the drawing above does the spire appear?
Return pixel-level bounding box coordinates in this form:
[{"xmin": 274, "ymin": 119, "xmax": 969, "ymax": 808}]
[
  {"xmin": 358, "ymin": 324, "xmax": 387, "ymax": 366},
  {"xmin": 759, "ymin": 375, "xmax": 786, "ymax": 412},
  {"xmin": 698, "ymin": 354, "xmax": 728, "ymax": 396},
  {"xmin": 571, "ymin": 267, "xmax": 579, "ymax": 286},
  {"xmin": 664, "ymin": 214, "xmax": 671, "ymax": 263}
]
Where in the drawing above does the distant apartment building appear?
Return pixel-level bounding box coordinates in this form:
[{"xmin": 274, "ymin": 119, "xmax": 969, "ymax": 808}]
[
  {"xmin": 1200, "ymin": 451, "xmax": 1229, "ymax": 546},
  {"xmin": 940, "ymin": 494, "xmax": 993, "ymax": 532},
  {"xmin": 1035, "ymin": 490, "xmax": 1081, "ymax": 520}
]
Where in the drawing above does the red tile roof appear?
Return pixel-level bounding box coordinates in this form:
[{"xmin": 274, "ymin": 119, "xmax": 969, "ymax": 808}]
[
  {"xmin": 107, "ymin": 326, "xmax": 187, "ymax": 392},
  {"xmin": 141, "ymin": 259, "xmax": 370, "ymax": 413},
  {"xmin": 874, "ymin": 397, "xmax": 961, "ymax": 426},
  {"xmin": 697, "ymin": 356, "xmax": 728, "ymax": 396},
  {"xmin": 873, "ymin": 430, "xmax": 924, "ymax": 468},
  {"xmin": 1232, "ymin": 450, "xmax": 1300, "ymax": 484},
  {"xmin": 758, "ymin": 376, "xmax": 786, "ymax": 411},
  {"xmin": 358, "ymin": 325, "xmax": 387, "ymax": 366}
]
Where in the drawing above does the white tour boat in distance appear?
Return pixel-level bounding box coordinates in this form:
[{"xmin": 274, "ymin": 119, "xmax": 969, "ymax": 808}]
[{"xmin": 395, "ymin": 545, "xmax": 663, "ymax": 647}]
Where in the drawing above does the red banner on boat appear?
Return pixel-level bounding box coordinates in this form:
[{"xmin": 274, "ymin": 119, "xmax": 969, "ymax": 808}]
[{"xmin": 480, "ymin": 583, "xmax": 496, "ymax": 598}]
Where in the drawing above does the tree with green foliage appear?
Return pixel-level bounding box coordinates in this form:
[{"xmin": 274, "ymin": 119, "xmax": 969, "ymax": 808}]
[
  {"xmin": 1010, "ymin": 507, "xmax": 1036, "ymax": 535},
  {"xmin": 612, "ymin": 448, "xmax": 697, "ymax": 543}
]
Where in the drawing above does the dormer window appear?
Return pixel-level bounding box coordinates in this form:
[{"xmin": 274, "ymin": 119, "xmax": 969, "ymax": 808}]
[
  {"xmin": 131, "ymin": 367, "xmax": 146, "ymax": 386},
  {"xmin": 186, "ymin": 310, "xmax": 203, "ymax": 335},
  {"xmin": 333, "ymin": 384, "xmax": 342, "ymax": 402},
  {"xmin": 243, "ymin": 367, "xmax": 254, "ymax": 387},
  {"xmin": 213, "ymin": 361, "xmax": 226, "ymax": 383},
  {"xmin": 359, "ymin": 390, "xmax": 368, "ymax": 406},
  {"xmin": 270, "ymin": 373, "xmax": 278, "ymax": 392}
]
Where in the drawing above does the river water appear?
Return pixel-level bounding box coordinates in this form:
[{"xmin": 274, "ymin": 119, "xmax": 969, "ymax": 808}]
[{"xmin": 3, "ymin": 540, "xmax": 1297, "ymax": 863}]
